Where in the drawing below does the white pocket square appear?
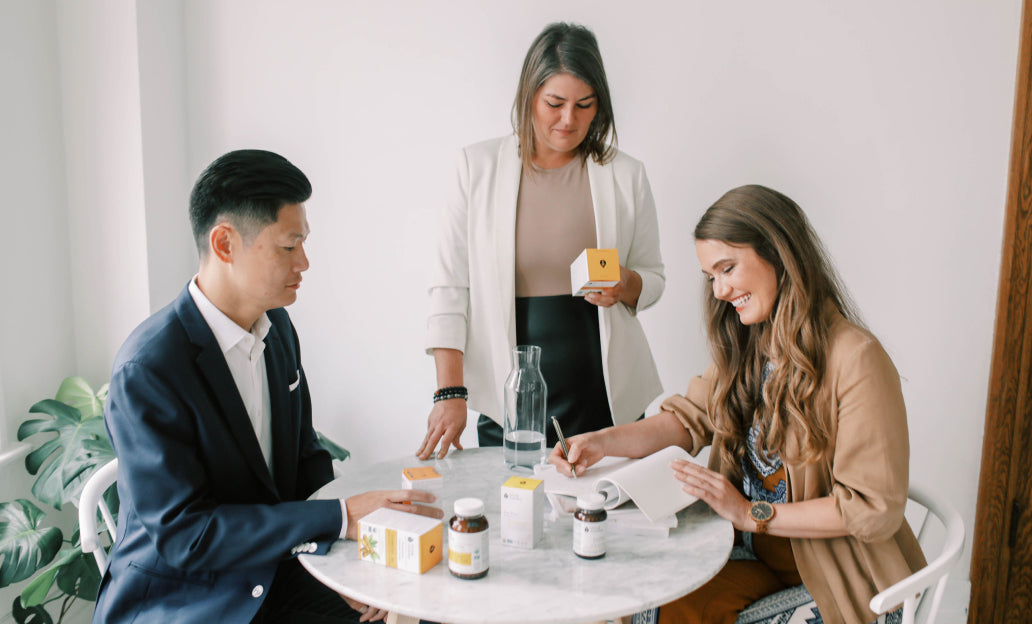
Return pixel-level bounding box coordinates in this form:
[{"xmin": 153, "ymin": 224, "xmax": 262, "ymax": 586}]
[{"xmin": 288, "ymin": 372, "xmax": 300, "ymax": 391}]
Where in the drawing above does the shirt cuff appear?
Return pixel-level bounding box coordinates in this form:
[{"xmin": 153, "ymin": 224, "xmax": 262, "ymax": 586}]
[{"xmin": 339, "ymin": 499, "xmax": 349, "ymax": 539}]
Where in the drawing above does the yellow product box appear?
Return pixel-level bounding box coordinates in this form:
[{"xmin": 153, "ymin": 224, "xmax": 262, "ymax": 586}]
[
  {"xmin": 357, "ymin": 507, "xmax": 443, "ymax": 574},
  {"xmin": 500, "ymin": 476, "xmax": 543, "ymax": 549},
  {"xmin": 570, "ymin": 248, "xmax": 620, "ymax": 296},
  {"xmin": 402, "ymin": 466, "xmax": 443, "ymax": 509}
]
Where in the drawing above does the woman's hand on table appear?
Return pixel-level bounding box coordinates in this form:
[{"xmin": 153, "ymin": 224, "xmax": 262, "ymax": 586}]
[
  {"xmin": 585, "ymin": 265, "xmax": 642, "ymax": 309},
  {"xmin": 548, "ymin": 430, "xmax": 607, "ymax": 477},
  {"xmin": 339, "ymin": 594, "xmax": 389, "ymax": 622},
  {"xmin": 344, "ymin": 490, "xmax": 444, "ymax": 541},
  {"xmin": 416, "ymin": 398, "xmax": 466, "ymax": 460},
  {"xmin": 670, "ymin": 459, "xmax": 751, "ymax": 530}
]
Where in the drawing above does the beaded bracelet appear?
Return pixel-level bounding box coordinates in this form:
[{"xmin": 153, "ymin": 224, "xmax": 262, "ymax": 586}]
[{"xmin": 433, "ymin": 385, "xmax": 468, "ymax": 403}]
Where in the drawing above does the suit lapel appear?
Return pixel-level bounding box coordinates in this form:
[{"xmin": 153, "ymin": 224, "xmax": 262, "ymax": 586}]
[
  {"xmin": 494, "ymin": 136, "xmax": 522, "ymax": 344},
  {"xmin": 263, "ymin": 322, "xmax": 298, "ymax": 499},
  {"xmin": 587, "ymin": 159, "xmax": 615, "ymax": 380},
  {"xmin": 587, "ymin": 157, "xmax": 617, "ymax": 249},
  {"xmin": 175, "ymin": 288, "xmax": 279, "ymax": 498}
]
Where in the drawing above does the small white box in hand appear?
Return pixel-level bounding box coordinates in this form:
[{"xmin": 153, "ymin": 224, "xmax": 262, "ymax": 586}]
[
  {"xmin": 570, "ymin": 248, "xmax": 620, "ymax": 296},
  {"xmin": 501, "ymin": 476, "xmax": 544, "ymax": 549}
]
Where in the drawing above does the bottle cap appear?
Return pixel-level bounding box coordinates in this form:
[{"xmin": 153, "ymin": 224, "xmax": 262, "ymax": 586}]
[
  {"xmin": 576, "ymin": 493, "xmax": 605, "ymax": 511},
  {"xmin": 454, "ymin": 497, "xmax": 485, "ymax": 517}
]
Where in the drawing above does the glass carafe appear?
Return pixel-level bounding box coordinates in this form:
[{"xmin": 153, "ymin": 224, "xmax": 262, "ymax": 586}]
[{"xmin": 503, "ymin": 345, "xmax": 548, "ymax": 469}]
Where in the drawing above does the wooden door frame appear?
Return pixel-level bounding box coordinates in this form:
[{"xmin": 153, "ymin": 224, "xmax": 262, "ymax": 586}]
[{"xmin": 969, "ymin": 0, "xmax": 1032, "ymax": 620}]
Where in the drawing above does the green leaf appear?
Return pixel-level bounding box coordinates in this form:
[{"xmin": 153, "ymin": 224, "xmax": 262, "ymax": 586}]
[
  {"xmin": 11, "ymin": 596, "xmax": 53, "ymax": 624},
  {"xmin": 19, "ymin": 547, "xmax": 80, "ymax": 607},
  {"xmin": 18, "ymin": 400, "xmax": 112, "ymax": 509},
  {"xmin": 54, "ymin": 377, "xmax": 106, "ymax": 420},
  {"xmin": 55, "ymin": 547, "xmax": 100, "ymax": 601},
  {"xmin": 0, "ymin": 500, "xmax": 62, "ymax": 588},
  {"xmin": 316, "ymin": 431, "xmax": 350, "ymax": 462},
  {"xmin": 19, "ymin": 567, "xmax": 57, "ymax": 608}
]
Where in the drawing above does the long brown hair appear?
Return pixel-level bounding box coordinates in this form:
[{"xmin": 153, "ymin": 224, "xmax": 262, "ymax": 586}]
[
  {"xmin": 694, "ymin": 185, "xmax": 862, "ymax": 476},
  {"xmin": 511, "ymin": 22, "xmax": 617, "ymax": 170}
]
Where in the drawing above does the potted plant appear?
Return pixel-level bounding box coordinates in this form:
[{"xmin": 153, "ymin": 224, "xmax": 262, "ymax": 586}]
[
  {"xmin": 0, "ymin": 377, "xmax": 349, "ymax": 624},
  {"xmin": 0, "ymin": 377, "xmax": 112, "ymax": 624}
]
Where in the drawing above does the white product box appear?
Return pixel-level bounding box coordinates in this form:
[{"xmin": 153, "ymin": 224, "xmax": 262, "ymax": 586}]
[
  {"xmin": 500, "ymin": 476, "xmax": 544, "ymax": 549},
  {"xmin": 570, "ymin": 248, "xmax": 621, "ymax": 296},
  {"xmin": 402, "ymin": 466, "xmax": 443, "ymax": 509},
  {"xmin": 357, "ymin": 507, "xmax": 443, "ymax": 574}
]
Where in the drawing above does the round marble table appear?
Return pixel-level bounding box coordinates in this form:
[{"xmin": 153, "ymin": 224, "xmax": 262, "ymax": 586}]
[{"xmin": 300, "ymin": 447, "xmax": 732, "ymax": 624}]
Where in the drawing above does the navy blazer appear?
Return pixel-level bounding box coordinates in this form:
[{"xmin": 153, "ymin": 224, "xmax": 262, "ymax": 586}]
[{"xmin": 93, "ymin": 285, "xmax": 343, "ymax": 623}]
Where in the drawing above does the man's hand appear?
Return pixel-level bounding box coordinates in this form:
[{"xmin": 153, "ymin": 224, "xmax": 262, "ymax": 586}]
[
  {"xmin": 416, "ymin": 398, "xmax": 466, "ymax": 460},
  {"xmin": 344, "ymin": 490, "xmax": 444, "ymax": 541}
]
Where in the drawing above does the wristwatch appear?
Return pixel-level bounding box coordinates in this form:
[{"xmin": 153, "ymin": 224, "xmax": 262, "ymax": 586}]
[{"xmin": 750, "ymin": 500, "xmax": 776, "ymax": 535}]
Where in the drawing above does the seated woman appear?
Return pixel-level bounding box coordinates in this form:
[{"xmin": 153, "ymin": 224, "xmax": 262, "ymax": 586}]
[{"xmin": 550, "ymin": 184, "xmax": 926, "ymax": 624}]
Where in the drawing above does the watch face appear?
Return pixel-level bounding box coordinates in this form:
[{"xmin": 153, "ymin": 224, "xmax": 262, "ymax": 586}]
[{"xmin": 751, "ymin": 501, "xmax": 774, "ymax": 521}]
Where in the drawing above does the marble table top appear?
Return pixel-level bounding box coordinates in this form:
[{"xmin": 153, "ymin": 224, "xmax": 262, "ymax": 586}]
[{"xmin": 300, "ymin": 447, "xmax": 732, "ymax": 624}]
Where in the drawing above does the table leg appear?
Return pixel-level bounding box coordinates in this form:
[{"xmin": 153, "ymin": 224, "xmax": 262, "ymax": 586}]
[{"xmin": 386, "ymin": 612, "xmax": 420, "ymax": 624}]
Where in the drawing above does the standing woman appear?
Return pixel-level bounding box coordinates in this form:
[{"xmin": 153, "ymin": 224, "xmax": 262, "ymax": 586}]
[
  {"xmin": 551, "ymin": 185, "xmax": 926, "ymax": 624},
  {"xmin": 417, "ymin": 22, "xmax": 665, "ymax": 459}
]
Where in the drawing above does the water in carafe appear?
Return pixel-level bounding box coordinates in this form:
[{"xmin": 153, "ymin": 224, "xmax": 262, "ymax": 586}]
[{"xmin": 503, "ymin": 345, "xmax": 547, "ymax": 469}]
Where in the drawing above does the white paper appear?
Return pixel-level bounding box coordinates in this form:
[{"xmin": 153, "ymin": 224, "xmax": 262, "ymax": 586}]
[{"xmin": 537, "ymin": 446, "xmax": 700, "ymax": 523}]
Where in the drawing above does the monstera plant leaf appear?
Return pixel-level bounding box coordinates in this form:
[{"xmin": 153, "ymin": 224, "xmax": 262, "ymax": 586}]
[
  {"xmin": 18, "ymin": 546, "xmax": 79, "ymax": 607},
  {"xmin": 316, "ymin": 431, "xmax": 350, "ymax": 462},
  {"xmin": 54, "ymin": 541, "xmax": 100, "ymax": 601},
  {"xmin": 11, "ymin": 595, "xmax": 53, "ymax": 624},
  {"xmin": 54, "ymin": 377, "xmax": 108, "ymax": 421},
  {"xmin": 0, "ymin": 500, "xmax": 62, "ymax": 589},
  {"xmin": 19, "ymin": 399, "xmax": 111, "ymax": 510}
]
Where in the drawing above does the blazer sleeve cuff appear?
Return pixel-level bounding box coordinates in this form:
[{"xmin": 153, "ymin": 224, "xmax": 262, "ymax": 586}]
[
  {"xmin": 635, "ymin": 269, "xmax": 665, "ymax": 312},
  {"xmin": 339, "ymin": 499, "xmax": 349, "ymax": 540}
]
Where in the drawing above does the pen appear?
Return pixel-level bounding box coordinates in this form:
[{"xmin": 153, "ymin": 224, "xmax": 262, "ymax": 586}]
[{"xmin": 551, "ymin": 416, "xmax": 576, "ymax": 479}]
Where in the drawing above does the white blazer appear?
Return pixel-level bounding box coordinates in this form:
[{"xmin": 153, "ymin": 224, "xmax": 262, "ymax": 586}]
[{"xmin": 426, "ymin": 135, "xmax": 664, "ymax": 426}]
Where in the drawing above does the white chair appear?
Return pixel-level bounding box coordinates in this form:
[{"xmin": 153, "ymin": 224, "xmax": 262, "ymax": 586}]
[
  {"xmin": 736, "ymin": 483, "xmax": 966, "ymax": 624},
  {"xmin": 868, "ymin": 483, "xmax": 966, "ymax": 624},
  {"xmin": 78, "ymin": 458, "xmax": 119, "ymax": 573}
]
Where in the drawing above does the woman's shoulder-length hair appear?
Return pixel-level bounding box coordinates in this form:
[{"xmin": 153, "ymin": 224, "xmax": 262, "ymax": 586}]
[{"xmin": 511, "ymin": 22, "xmax": 618, "ymax": 170}]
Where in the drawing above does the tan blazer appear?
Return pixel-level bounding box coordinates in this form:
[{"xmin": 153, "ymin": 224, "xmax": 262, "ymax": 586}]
[
  {"xmin": 426, "ymin": 135, "xmax": 665, "ymax": 425},
  {"xmin": 661, "ymin": 311, "xmax": 926, "ymax": 624}
]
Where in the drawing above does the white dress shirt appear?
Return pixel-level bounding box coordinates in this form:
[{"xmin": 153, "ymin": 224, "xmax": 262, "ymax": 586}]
[
  {"xmin": 189, "ymin": 279, "xmax": 274, "ymax": 475},
  {"xmin": 189, "ymin": 278, "xmax": 349, "ymax": 539}
]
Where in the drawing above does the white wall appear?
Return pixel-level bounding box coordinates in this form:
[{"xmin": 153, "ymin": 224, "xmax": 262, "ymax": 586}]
[
  {"xmin": 1, "ymin": 1, "xmax": 1021, "ymax": 620},
  {"xmin": 0, "ymin": 0, "xmax": 78, "ymax": 616},
  {"xmin": 177, "ymin": 2, "xmax": 1021, "ymax": 606}
]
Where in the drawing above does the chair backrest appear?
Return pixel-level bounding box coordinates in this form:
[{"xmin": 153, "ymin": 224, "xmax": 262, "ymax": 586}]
[
  {"xmin": 869, "ymin": 482, "xmax": 966, "ymax": 624},
  {"xmin": 78, "ymin": 458, "xmax": 119, "ymax": 573}
]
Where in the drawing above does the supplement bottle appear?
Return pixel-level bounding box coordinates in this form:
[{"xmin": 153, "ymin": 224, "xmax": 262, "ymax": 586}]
[
  {"xmin": 448, "ymin": 497, "xmax": 489, "ymax": 579},
  {"xmin": 573, "ymin": 493, "xmax": 607, "ymax": 559}
]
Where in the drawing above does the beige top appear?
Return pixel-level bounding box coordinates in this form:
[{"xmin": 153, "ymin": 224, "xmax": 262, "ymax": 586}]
[
  {"xmin": 514, "ymin": 158, "xmax": 596, "ymax": 297},
  {"xmin": 660, "ymin": 310, "xmax": 926, "ymax": 624}
]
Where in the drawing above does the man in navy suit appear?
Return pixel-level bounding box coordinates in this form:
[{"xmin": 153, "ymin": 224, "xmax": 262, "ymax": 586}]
[{"xmin": 93, "ymin": 150, "xmax": 442, "ymax": 623}]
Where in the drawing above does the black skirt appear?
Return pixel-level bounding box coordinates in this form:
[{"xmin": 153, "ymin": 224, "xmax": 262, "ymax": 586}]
[{"xmin": 478, "ymin": 295, "xmax": 613, "ymax": 448}]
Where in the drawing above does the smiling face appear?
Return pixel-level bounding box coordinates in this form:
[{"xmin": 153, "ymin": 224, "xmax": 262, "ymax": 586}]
[
  {"xmin": 696, "ymin": 239, "xmax": 779, "ymax": 325},
  {"xmin": 530, "ymin": 73, "xmax": 598, "ymax": 168}
]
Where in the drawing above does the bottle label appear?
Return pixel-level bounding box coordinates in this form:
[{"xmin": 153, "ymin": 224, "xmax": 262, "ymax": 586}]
[
  {"xmin": 448, "ymin": 528, "xmax": 489, "ymax": 575},
  {"xmin": 573, "ymin": 518, "xmax": 606, "ymax": 557}
]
